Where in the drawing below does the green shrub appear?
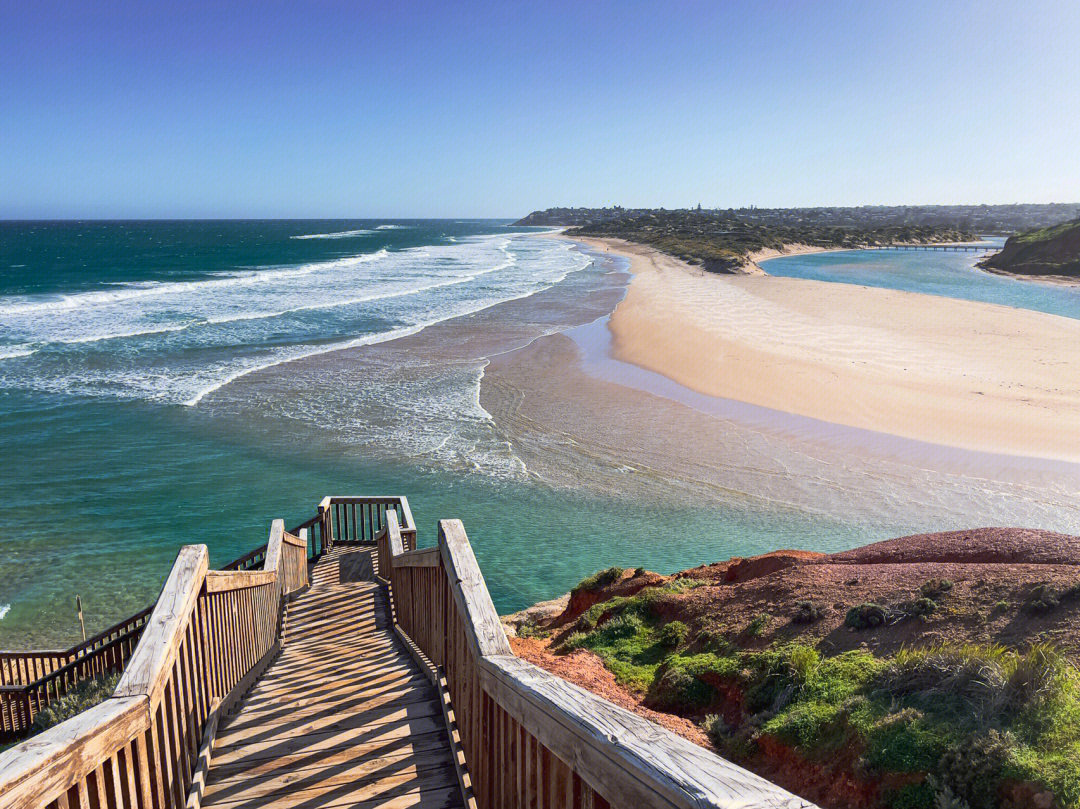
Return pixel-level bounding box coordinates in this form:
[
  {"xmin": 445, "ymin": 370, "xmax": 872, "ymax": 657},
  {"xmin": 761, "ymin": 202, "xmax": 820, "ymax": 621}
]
[
  {"xmin": 32, "ymin": 674, "xmax": 120, "ymax": 733},
  {"xmin": 596, "ymin": 613, "xmax": 645, "ymax": 642},
  {"xmin": 515, "ymin": 622, "xmax": 548, "ymax": 639},
  {"xmin": 559, "ymin": 631, "xmax": 588, "ymax": 651},
  {"xmin": 573, "ymin": 567, "xmax": 624, "ymax": 594},
  {"xmin": 698, "ymin": 628, "xmax": 731, "ymax": 654},
  {"xmin": 792, "ymin": 600, "xmax": 822, "ymax": 624},
  {"xmin": 1025, "ymin": 583, "xmax": 1059, "ymax": 614},
  {"xmin": 659, "ymin": 620, "xmax": 689, "ymax": 649},
  {"xmin": 909, "ymin": 597, "xmax": 937, "ymax": 617},
  {"xmin": 934, "ymin": 730, "xmax": 1013, "ymax": 809},
  {"xmin": 652, "ymin": 664, "xmax": 714, "ymax": 710},
  {"xmin": 846, "ymin": 603, "xmax": 890, "ymax": 629},
  {"xmin": 886, "ymin": 781, "xmax": 936, "ymax": 809},
  {"xmin": 745, "ymin": 614, "xmax": 769, "ymax": 637}
]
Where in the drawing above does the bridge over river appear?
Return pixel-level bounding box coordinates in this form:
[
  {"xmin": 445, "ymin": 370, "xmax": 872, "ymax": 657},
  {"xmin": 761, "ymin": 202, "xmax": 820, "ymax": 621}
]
[{"xmin": 872, "ymin": 243, "xmax": 998, "ymax": 252}]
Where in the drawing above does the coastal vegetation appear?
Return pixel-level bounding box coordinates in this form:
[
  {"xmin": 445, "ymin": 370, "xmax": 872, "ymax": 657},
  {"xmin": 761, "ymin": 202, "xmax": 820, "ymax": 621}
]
[
  {"xmin": 515, "ymin": 203, "xmax": 1080, "ymax": 234},
  {"xmin": 522, "ymin": 208, "xmax": 978, "ymax": 273},
  {"xmin": 507, "ymin": 528, "xmax": 1080, "ymax": 809},
  {"xmin": 980, "ymin": 219, "xmax": 1080, "ymax": 279}
]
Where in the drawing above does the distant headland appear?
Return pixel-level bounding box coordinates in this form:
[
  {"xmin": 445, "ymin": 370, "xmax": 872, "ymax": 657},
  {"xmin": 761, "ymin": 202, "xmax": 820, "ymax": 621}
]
[
  {"xmin": 979, "ymin": 218, "xmax": 1080, "ymax": 282},
  {"xmin": 516, "ymin": 204, "xmax": 1080, "ymax": 274}
]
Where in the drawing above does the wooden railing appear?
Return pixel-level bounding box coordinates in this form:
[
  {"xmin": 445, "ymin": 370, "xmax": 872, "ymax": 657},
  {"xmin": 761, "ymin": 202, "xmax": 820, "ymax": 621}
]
[
  {"xmin": 317, "ymin": 495, "xmax": 416, "ymax": 548},
  {"xmin": 0, "ymin": 519, "xmax": 310, "ymax": 808},
  {"xmin": 1, "ymin": 608, "xmax": 153, "ymax": 738},
  {"xmin": 0, "ymin": 508, "xmax": 336, "ymax": 739},
  {"xmin": 377, "ymin": 512, "xmax": 816, "ymax": 809}
]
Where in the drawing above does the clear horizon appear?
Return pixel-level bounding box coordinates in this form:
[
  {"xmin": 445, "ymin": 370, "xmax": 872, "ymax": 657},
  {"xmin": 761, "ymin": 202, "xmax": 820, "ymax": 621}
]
[{"xmin": 3, "ymin": 0, "xmax": 1079, "ymax": 219}]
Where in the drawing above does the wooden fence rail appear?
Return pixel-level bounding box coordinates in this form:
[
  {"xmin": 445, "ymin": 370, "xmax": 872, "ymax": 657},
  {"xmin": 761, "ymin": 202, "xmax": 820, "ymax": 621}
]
[
  {"xmin": 1, "ymin": 609, "xmax": 153, "ymax": 737},
  {"xmin": 377, "ymin": 512, "xmax": 816, "ymax": 809},
  {"xmin": 0, "ymin": 518, "xmax": 310, "ymax": 809},
  {"xmin": 0, "ymin": 498, "xmax": 349, "ymax": 738}
]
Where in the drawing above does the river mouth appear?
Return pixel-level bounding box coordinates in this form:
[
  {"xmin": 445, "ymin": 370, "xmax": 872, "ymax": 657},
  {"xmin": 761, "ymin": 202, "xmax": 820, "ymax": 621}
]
[{"xmin": 3, "ymin": 225, "xmax": 1080, "ymax": 648}]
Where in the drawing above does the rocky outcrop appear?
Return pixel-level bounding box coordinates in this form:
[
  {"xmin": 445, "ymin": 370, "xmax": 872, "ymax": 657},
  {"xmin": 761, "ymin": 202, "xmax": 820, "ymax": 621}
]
[{"xmin": 980, "ymin": 219, "xmax": 1080, "ymax": 279}]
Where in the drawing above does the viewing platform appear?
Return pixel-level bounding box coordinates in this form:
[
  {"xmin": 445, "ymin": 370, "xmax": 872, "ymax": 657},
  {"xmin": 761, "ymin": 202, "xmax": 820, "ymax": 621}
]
[{"xmin": 0, "ymin": 496, "xmax": 815, "ymax": 809}]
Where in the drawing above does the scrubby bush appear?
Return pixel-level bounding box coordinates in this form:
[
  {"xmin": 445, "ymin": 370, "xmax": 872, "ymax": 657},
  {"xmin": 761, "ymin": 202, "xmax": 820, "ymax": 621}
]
[
  {"xmin": 934, "ymin": 730, "xmax": 1013, "ymax": 809},
  {"xmin": 846, "ymin": 603, "xmax": 890, "ymax": 630},
  {"xmin": 596, "ymin": 613, "xmax": 644, "ymax": 642},
  {"xmin": 652, "ymin": 664, "xmax": 714, "ymax": 710},
  {"xmin": 876, "ymin": 643, "xmax": 1069, "ymax": 724},
  {"xmin": 573, "ymin": 567, "xmax": 624, "ymax": 594},
  {"xmin": 909, "ymin": 597, "xmax": 937, "ymax": 617},
  {"xmin": 558, "ymin": 631, "xmax": 587, "ymax": 651},
  {"xmin": 515, "ymin": 622, "xmax": 549, "ymax": 639},
  {"xmin": 1025, "ymin": 583, "xmax": 1059, "ymax": 614},
  {"xmin": 792, "ymin": 600, "xmax": 822, "ymax": 624},
  {"xmin": 32, "ymin": 674, "xmax": 120, "ymax": 733},
  {"xmin": 659, "ymin": 620, "xmax": 689, "ymax": 649},
  {"xmin": 920, "ymin": 579, "xmax": 954, "ymax": 599},
  {"xmin": 745, "ymin": 614, "xmax": 769, "ymax": 637}
]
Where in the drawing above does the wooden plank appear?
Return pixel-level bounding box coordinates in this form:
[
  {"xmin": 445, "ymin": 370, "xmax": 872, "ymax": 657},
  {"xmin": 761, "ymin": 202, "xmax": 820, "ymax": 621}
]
[
  {"xmin": 210, "ymin": 723, "xmax": 450, "ymax": 767},
  {"xmin": 214, "ymin": 697, "xmax": 443, "ymax": 746},
  {"xmin": 281, "ymin": 532, "xmax": 306, "ymax": 548},
  {"xmin": 393, "ymin": 548, "xmax": 441, "ymax": 569},
  {"xmin": 200, "ymin": 759, "xmax": 456, "ymax": 805},
  {"xmin": 437, "ymin": 520, "xmax": 512, "ymax": 659},
  {"xmin": 114, "ymin": 545, "xmax": 209, "ymax": 706},
  {"xmin": 207, "ymin": 736, "xmax": 445, "ymax": 782},
  {"xmin": 261, "ymin": 520, "xmax": 285, "ymax": 578},
  {"xmin": 481, "ymin": 654, "xmax": 817, "ymax": 809},
  {"xmin": 184, "ymin": 698, "xmax": 220, "ymax": 809},
  {"xmin": 203, "ymin": 571, "xmax": 275, "ymax": 593},
  {"xmin": 0, "ymin": 696, "xmax": 146, "ymax": 809}
]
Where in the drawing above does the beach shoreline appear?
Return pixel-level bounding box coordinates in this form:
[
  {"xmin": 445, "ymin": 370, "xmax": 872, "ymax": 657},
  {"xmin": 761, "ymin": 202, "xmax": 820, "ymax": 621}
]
[{"xmin": 556, "ymin": 235, "xmax": 1080, "ymax": 464}]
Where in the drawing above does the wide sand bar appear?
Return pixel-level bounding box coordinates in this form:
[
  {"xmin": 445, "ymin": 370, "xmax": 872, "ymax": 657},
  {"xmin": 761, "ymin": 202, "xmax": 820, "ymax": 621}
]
[{"xmin": 574, "ymin": 236, "xmax": 1080, "ymax": 463}]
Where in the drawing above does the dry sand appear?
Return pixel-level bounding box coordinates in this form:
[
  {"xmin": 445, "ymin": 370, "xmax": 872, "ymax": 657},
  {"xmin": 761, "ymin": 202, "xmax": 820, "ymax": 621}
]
[{"xmin": 574, "ymin": 236, "xmax": 1080, "ymax": 463}]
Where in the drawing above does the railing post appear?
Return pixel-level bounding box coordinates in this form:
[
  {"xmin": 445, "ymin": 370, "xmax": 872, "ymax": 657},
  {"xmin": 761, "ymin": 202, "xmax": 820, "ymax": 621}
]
[{"xmin": 318, "ymin": 498, "xmax": 333, "ymax": 549}]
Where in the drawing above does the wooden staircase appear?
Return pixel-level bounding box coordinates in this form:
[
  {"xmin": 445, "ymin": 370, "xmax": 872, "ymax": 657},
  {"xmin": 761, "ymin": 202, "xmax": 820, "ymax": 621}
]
[{"xmin": 200, "ymin": 547, "xmax": 464, "ymax": 809}]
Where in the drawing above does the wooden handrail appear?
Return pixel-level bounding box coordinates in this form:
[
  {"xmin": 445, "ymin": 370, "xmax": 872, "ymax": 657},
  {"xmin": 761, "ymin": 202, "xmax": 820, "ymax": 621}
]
[
  {"xmin": 381, "ymin": 516, "xmax": 818, "ymax": 809},
  {"xmin": 0, "ymin": 514, "xmax": 309, "ymax": 806}
]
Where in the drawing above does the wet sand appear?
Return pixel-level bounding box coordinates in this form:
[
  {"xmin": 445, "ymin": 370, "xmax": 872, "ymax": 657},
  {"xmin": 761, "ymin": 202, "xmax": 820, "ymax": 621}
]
[{"xmin": 575, "ymin": 237, "xmax": 1080, "ymax": 463}]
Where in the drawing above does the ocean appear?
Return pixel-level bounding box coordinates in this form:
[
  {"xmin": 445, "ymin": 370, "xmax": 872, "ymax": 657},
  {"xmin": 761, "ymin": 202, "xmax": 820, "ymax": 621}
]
[{"xmin": 2, "ymin": 222, "xmax": 1079, "ymax": 647}]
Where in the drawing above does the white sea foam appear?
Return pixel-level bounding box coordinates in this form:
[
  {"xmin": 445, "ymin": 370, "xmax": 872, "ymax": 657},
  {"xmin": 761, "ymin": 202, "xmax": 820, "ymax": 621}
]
[
  {"xmin": 290, "ymin": 229, "xmax": 374, "ymax": 240},
  {"xmin": 0, "ymin": 345, "xmax": 35, "ymax": 360},
  {"xmin": 0, "ymin": 234, "xmax": 592, "ymax": 414},
  {"xmin": 375, "ymin": 224, "xmax": 409, "ymax": 230},
  {"xmin": 0, "ymin": 604, "xmax": 9, "ymax": 620}
]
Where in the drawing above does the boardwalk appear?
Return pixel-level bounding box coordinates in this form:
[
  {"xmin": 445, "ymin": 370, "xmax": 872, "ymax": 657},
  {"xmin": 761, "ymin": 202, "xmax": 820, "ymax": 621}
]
[
  {"xmin": 201, "ymin": 547, "xmax": 464, "ymax": 809},
  {"xmin": 0, "ymin": 497, "xmax": 816, "ymax": 809}
]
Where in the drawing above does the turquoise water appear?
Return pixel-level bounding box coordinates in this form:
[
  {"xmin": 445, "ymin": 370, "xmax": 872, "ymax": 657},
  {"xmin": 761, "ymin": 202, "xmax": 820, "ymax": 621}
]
[
  {"xmin": 761, "ymin": 238, "xmax": 1080, "ymax": 320},
  {"xmin": 0, "ymin": 221, "xmax": 870, "ymax": 647},
  {"xmin": 2, "ymin": 223, "xmax": 1079, "ymax": 647}
]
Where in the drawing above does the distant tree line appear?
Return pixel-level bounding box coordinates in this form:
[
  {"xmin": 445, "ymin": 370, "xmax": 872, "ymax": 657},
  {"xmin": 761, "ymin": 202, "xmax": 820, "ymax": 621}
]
[{"xmin": 529, "ymin": 209, "xmax": 978, "ymax": 273}]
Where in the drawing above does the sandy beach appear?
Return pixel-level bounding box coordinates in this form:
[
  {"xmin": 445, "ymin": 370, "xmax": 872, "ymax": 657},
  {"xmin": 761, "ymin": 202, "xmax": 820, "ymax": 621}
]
[{"xmin": 572, "ymin": 236, "xmax": 1080, "ymax": 463}]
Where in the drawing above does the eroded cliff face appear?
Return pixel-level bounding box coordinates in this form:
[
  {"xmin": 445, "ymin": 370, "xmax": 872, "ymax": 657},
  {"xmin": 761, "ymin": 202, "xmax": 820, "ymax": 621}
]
[
  {"xmin": 506, "ymin": 527, "xmax": 1080, "ymax": 809},
  {"xmin": 981, "ymin": 219, "xmax": 1080, "ymax": 278}
]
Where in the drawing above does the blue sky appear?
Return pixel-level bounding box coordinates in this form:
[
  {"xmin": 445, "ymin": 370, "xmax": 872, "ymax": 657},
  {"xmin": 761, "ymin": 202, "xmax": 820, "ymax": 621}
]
[{"xmin": 2, "ymin": 0, "xmax": 1078, "ymax": 218}]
